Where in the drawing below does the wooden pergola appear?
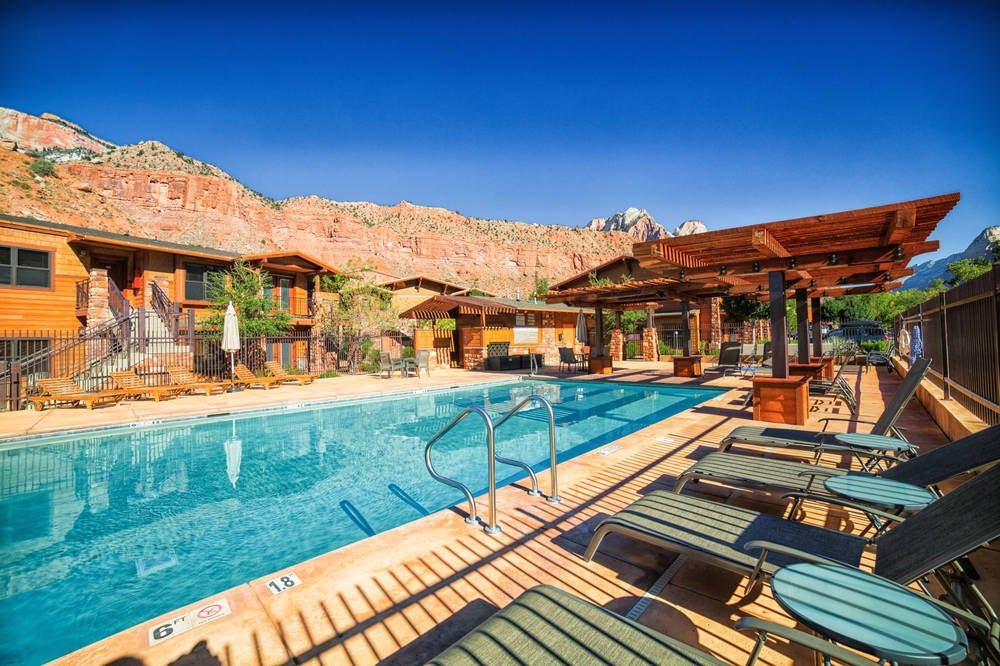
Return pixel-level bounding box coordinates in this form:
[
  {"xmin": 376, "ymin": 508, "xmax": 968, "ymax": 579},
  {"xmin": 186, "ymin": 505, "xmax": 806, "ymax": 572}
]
[{"xmin": 545, "ymin": 193, "xmax": 960, "ymax": 380}]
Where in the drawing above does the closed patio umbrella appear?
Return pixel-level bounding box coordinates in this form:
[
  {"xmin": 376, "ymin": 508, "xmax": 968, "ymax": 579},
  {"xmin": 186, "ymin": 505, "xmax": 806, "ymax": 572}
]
[
  {"xmin": 224, "ymin": 419, "xmax": 242, "ymax": 488},
  {"xmin": 576, "ymin": 309, "xmax": 587, "ymax": 345},
  {"xmin": 221, "ymin": 301, "xmax": 241, "ymax": 392}
]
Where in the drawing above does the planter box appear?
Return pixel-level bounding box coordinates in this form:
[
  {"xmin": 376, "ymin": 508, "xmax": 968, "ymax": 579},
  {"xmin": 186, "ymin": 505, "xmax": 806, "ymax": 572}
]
[
  {"xmin": 751, "ymin": 375, "xmax": 810, "ymax": 425},
  {"xmin": 810, "ymin": 355, "xmax": 835, "ymax": 380},
  {"xmin": 672, "ymin": 355, "xmax": 703, "ymax": 378},
  {"xmin": 789, "ymin": 362, "xmax": 825, "ymax": 380},
  {"xmin": 588, "ymin": 356, "xmax": 613, "ymax": 375}
]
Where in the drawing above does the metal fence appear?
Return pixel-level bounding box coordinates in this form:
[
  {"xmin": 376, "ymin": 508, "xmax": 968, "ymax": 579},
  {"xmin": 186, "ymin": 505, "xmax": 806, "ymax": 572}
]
[
  {"xmin": 898, "ymin": 264, "xmax": 1000, "ymax": 425},
  {"xmin": 1, "ymin": 310, "xmax": 406, "ymax": 411}
]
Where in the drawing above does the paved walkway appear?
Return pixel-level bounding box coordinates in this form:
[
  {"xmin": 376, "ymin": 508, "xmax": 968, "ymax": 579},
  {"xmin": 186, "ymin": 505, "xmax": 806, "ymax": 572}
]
[{"xmin": 4, "ymin": 362, "xmax": 995, "ymax": 665}]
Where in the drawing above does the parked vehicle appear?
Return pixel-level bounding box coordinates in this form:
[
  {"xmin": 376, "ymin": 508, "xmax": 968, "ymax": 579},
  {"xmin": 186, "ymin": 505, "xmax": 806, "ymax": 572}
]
[{"xmin": 825, "ymin": 320, "xmax": 890, "ymax": 344}]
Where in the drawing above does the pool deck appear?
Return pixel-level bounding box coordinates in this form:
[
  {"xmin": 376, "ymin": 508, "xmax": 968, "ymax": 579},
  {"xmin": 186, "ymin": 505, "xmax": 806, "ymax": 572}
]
[{"xmin": 4, "ymin": 362, "xmax": 996, "ymax": 665}]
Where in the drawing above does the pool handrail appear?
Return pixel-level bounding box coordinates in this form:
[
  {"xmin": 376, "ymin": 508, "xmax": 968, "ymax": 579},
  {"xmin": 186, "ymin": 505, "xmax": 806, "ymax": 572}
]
[
  {"xmin": 425, "ymin": 405, "xmax": 502, "ymax": 534},
  {"xmin": 492, "ymin": 394, "xmax": 561, "ymax": 504}
]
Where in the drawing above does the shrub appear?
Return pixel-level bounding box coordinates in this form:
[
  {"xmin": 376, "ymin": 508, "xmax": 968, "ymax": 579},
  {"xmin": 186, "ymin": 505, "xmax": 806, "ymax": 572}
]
[
  {"xmin": 624, "ymin": 341, "xmax": 641, "ymax": 359},
  {"xmin": 657, "ymin": 340, "xmax": 680, "ymax": 356},
  {"xmin": 29, "ymin": 159, "xmax": 55, "ymax": 177}
]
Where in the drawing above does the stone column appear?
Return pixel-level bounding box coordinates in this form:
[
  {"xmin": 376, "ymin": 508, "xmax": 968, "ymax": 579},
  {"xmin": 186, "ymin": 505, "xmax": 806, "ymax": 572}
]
[
  {"xmin": 609, "ymin": 328, "xmax": 624, "ymax": 361},
  {"xmin": 642, "ymin": 327, "xmax": 658, "ymax": 361}
]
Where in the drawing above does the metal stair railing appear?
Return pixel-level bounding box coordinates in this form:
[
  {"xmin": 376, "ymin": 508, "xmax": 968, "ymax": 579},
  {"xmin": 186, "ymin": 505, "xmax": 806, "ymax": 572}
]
[
  {"xmin": 425, "ymin": 406, "xmax": 500, "ymax": 533},
  {"xmin": 424, "ymin": 394, "xmax": 560, "ymax": 534},
  {"xmin": 491, "ymin": 394, "xmax": 561, "ymax": 504}
]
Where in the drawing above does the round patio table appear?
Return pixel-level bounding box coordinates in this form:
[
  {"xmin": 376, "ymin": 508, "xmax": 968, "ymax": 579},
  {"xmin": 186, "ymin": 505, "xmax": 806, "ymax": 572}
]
[
  {"xmin": 833, "ymin": 432, "xmax": 916, "ymax": 471},
  {"xmin": 824, "ymin": 474, "xmax": 937, "ymax": 535},
  {"xmin": 824, "ymin": 475, "xmax": 936, "ymax": 513},
  {"xmin": 771, "ymin": 562, "xmax": 967, "ymax": 665}
]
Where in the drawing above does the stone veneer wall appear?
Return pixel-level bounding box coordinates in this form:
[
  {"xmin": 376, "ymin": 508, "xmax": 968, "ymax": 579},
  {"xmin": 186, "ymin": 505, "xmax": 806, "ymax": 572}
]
[
  {"xmin": 642, "ymin": 327, "xmax": 658, "ymax": 361},
  {"xmin": 609, "ymin": 329, "xmax": 624, "ymax": 361}
]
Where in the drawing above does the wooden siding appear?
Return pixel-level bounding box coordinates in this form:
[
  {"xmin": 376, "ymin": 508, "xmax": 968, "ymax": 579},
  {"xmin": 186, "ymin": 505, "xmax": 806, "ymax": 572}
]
[{"xmin": 0, "ymin": 226, "xmax": 87, "ymax": 331}]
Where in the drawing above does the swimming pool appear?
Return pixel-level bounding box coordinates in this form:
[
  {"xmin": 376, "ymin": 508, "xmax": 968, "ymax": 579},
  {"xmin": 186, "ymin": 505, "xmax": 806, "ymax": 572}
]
[{"xmin": 0, "ymin": 378, "xmax": 723, "ymax": 664}]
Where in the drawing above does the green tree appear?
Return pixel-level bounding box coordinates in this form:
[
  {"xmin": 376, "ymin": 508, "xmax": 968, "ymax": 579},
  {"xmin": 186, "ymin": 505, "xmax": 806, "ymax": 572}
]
[
  {"xmin": 946, "ymin": 256, "xmax": 993, "ymax": 286},
  {"xmin": 721, "ymin": 295, "xmax": 770, "ymax": 322},
  {"xmin": 317, "ymin": 258, "xmax": 400, "ymax": 374},
  {"xmin": 925, "ymin": 279, "xmax": 947, "ymax": 297},
  {"xmin": 530, "ymin": 272, "xmax": 550, "ymax": 298},
  {"xmin": 201, "ymin": 258, "xmax": 293, "ymax": 336},
  {"xmin": 29, "ymin": 159, "xmax": 55, "ymax": 177}
]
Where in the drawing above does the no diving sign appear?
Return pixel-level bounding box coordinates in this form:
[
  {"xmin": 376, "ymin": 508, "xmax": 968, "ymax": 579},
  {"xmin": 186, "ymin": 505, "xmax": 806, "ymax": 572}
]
[{"xmin": 149, "ymin": 598, "xmax": 232, "ymax": 646}]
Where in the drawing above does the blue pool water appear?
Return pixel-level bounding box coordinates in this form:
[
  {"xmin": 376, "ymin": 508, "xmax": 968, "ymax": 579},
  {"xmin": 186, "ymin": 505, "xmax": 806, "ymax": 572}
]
[{"xmin": 0, "ymin": 378, "xmax": 723, "ymax": 664}]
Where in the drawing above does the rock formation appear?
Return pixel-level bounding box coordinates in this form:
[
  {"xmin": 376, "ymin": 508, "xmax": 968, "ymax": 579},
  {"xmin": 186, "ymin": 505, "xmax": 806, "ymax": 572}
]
[
  {"xmin": 0, "ymin": 107, "xmax": 114, "ymax": 156},
  {"xmin": 0, "ymin": 107, "xmax": 706, "ymax": 296},
  {"xmin": 586, "ymin": 207, "xmax": 671, "ymax": 240}
]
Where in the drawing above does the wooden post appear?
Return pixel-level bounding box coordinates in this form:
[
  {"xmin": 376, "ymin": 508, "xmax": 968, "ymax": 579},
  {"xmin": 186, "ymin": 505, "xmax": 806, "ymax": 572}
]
[
  {"xmin": 811, "ymin": 297, "xmax": 823, "ymax": 357},
  {"xmin": 769, "ymin": 271, "xmax": 788, "ymax": 378},
  {"xmin": 796, "ymin": 289, "xmax": 809, "ymax": 363},
  {"xmin": 681, "ymin": 301, "xmax": 691, "ymax": 356},
  {"xmin": 594, "ymin": 307, "xmax": 604, "ymax": 357}
]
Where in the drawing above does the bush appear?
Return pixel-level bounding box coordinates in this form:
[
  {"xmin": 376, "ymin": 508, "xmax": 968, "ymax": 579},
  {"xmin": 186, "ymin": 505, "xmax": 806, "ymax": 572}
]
[
  {"xmin": 624, "ymin": 341, "xmax": 641, "ymax": 359},
  {"xmin": 658, "ymin": 340, "xmax": 680, "ymax": 356},
  {"xmin": 29, "ymin": 159, "xmax": 55, "ymax": 177}
]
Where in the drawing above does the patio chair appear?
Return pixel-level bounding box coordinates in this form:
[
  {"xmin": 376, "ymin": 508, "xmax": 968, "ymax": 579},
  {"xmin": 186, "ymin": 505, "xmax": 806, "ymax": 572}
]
[
  {"xmin": 109, "ymin": 369, "xmax": 185, "ymax": 402},
  {"xmin": 703, "ymin": 342, "xmax": 741, "ymax": 375},
  {"xmin": 558, "ymin": 347, "xmax": 585, "ymax": 373},
  {"xmin": 379, "ymin": 351, "xmax": 406, "ymax": 378},
  {"xmin": 264, "ymin": 360, "xmax": 318, "ymax": 385},
  {"xmin": 27, "ymin": 377, "xmax": 125, "ymax": 410},
  {"xmin": 414, "ymin": 349, "xmax": 431, "ymax": 377},
  {"xmin": 720, "ymin": 356, "xmax": 931, "ymax": 453},
  {"xmin": 426, "ymin": 584, "xmax": 875, "ymax": 666},
  {"xmin": 584, "ymin": 463, "xmax": 1000, "ymax": 654},
  {"xmin": 674, "ymin": 424, "xmax": 1000, "ymax": 509},
  {"xmin": 165, "ymin": 365, "xmax": 228, "ymax": 395},
  {"xmin": 232, "ymin": 363, "xmax": 286, "ymax": 390}
]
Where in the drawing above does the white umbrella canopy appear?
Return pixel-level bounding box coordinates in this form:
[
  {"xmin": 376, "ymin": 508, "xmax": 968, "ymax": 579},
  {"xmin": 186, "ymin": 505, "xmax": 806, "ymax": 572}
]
[{"xmin": 221, "ymin": 301, "xmax": 241, "ymax": 391}]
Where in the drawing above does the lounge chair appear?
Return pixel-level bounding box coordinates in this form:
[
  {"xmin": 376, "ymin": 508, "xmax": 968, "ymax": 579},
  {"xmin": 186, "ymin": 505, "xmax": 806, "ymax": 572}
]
[
  {"xmin": 720, "ymin": 356, "xmax": 931, "ymax": 453},
  {"xmin": 414, "ymin": 349, "xmax": 431, "ymax": 377},
  {"xmin": 703, "ymin": 342, "xmax": 741, "ymax": 375},
  {"xmin": 674, "ymin": 424, "xmax": 1000, "ymax": 512},
  {"xmin": 232, "ymin": 363, "xmax": 286, "ymax": 390},
  {"xmin": 557, "ymin": 347, "xmax": 585, "ymax": 373},
  {"xmin": 109, "ymin": 369, "xmax": 185, "ymax": 402},
  {"xmin": 165, "ymin": 365, "xmax": 228, "ymax": 395},
  {"xmin": 585, "ymin": 462, "xmax": 1000, "ymax": 636},
  {"xmin": 27, "ymin": 377, "xmax": 125, "ymax": 410},
  {"xmin": 425, "ymin": 584, "xmax": 876, "ymax": 666},
  {"xmin": 264, "ymin": 360, "xmax": 318, "ymax": 385},
  {"xmin": 807, "ymin": 357, "xmax": 857, "ymax": 412}
]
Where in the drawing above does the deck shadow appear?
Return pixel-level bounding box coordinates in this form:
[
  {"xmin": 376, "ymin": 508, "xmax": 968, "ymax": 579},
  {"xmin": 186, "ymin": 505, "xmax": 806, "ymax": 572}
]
[{"xmin": 376, "ymin": 599, "xmax": 500, "ymax": 665}]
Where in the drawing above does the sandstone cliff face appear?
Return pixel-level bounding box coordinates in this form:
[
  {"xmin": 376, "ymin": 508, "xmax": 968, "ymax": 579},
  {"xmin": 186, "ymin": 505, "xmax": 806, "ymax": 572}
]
[
  {"xmin": 0, "ymin": 107, "xmax": 114, "ymax": 155},
  {"xmin": 0, "ymin": 136, "xmax": 634, "ymax": 295}
]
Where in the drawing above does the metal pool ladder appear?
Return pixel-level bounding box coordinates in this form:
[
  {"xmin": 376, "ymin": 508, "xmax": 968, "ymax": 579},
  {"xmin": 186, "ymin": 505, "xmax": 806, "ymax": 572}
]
[{"xmin": 424, "ymin": 394, "xmax": 561, "ymax": 534}]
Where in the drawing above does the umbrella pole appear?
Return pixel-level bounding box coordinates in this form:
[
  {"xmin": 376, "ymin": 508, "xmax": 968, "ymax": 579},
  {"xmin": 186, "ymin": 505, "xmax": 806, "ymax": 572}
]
[{"xmin": 228, "ymin": 351, "xmax": 238, "ymax": 392}]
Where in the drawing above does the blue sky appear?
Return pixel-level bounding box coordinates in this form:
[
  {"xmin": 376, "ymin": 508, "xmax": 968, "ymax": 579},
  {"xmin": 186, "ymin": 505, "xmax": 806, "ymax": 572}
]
[{"xmin": 4, "ymin": 2, "xmax": 998, "ymax": 260}]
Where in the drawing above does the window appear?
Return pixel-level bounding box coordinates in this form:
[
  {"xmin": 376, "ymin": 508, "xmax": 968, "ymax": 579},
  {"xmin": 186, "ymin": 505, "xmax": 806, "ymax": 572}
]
[
  {"xmin": 184, "ymin": 263, "xmax": 225, "ymax": 301},
  {"xmin": 0, "ymin": 246, "xmax": 52, "ymax": 288},
  {"xmin": 278, "ymin": 278, "xmax": 290, "ymax": 310}
]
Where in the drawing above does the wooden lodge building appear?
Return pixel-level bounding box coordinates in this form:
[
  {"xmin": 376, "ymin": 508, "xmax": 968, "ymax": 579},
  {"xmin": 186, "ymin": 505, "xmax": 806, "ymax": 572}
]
[{"xmin": 0, "ymin": 214, "xmax": 339, "ymax": 373}]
